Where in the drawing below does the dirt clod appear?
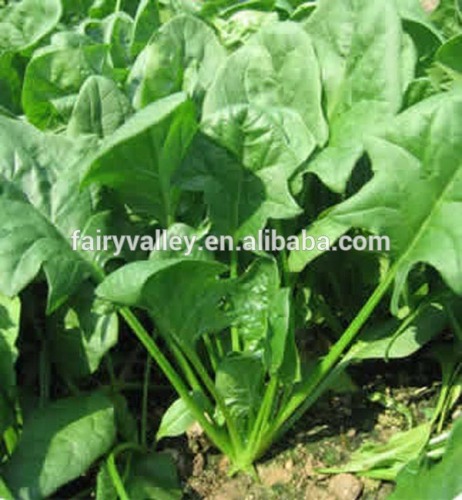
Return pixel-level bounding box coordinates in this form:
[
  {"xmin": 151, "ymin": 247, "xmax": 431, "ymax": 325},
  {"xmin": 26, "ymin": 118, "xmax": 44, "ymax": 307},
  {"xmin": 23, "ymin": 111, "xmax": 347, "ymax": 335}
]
[
  {"xmin": 257, "ymin": 463, "xmax": 292, "ymax": 487},
  {"xmin": 328, "ymin": 473, "xmax": 364, "ymax": 500},
  {"xmin": 192, "ymin": 453, "xmax": 205, "ymax": 477}
]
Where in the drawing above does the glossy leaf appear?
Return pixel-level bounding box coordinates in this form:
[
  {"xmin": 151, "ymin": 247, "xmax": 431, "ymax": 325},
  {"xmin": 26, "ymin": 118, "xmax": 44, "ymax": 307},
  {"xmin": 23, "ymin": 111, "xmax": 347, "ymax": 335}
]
[
  {"xmin": 0, "ymin": 117, "xmax": 107, "ymax": 312},
  {"xmin": 0, "ymin": 0, "xmax": 62, "ymax": 54},
  {"xmin": 96, "ymin": 259, "xmax": 230, "ymax": 347},
  {"xmin": 204, "ymin": 21, "xmax": 327, "ymax": 145},
  {"xmin": 183, "ymin": 103, "xmax": 314, "ymax": 240},
  {"xmin": 22, "ymin": 43, "xmax": 113, "ymax": 129},
  {"xmin": 290, "ymin": 92, "xmax": 462, "ymax": 312},
  {"xmin": 229, "ymin": 258, "xmax": 279, "ymax": 351},
  {"xmin": 130, "ymin": 15, "xmax": 226, "ymax": 108},
  {"xmin": 303, "ymin": 0, "xmax": 414, "ymax": 192},
  {"xmin": 82, "ymin": 92, "xmax": 197, "ymax": 225},
  {"xmin": 68, "ymin": 75, "xmax": 131, "ymax": 138},
  {"xmin": 215, "ymin": 353, "xmax": 265, "ymax": 436}
]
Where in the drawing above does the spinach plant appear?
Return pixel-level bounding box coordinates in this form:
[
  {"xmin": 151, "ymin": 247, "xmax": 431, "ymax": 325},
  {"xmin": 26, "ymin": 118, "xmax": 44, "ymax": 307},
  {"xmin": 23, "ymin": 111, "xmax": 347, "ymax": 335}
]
[{"xmin": 1, "ymin": 0, "xmax": 462, "ymax": 496}]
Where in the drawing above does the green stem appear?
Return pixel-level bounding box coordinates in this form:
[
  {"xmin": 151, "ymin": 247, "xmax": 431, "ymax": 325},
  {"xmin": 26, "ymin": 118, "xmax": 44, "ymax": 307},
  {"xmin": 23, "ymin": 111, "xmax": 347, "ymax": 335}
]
[
  {"xmin": 245, "ymin": 377, "xmax": 278, "ymax": 463},
  {"xmin": 141, "ymin": 356, "xmax": 151, "ymax": 447},
  {"xmin": 203, "ymin": 333, "xmax": 218, "ymax": 371},
  {"xmin": 169, "ymin": 342, "xmax": 204, "ymax": 395},
  {"xmin": 257, "ymin": 262, "xmax": 399, "ymax": 457},
  {"xmin": 106, "ymin": 443, "xmax": 145, "ymax": 500},
  {"xmin": 183, "ymin": 348, "xmax": 244, "ymax": 454},
  {"xmin": 120, "ymin": 308, "xmax": 232, "ymax": 457},
  {"xmin": 107, "ymin": 453, "xmax": 130, "ymax": 500}
]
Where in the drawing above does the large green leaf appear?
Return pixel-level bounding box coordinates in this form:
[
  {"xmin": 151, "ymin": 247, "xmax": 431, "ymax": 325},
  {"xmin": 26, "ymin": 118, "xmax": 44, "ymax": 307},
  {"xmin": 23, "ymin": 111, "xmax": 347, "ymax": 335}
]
[
  {"xmin": 22, "ymin": 43, "xmax": 113, "ymax": 129},
  {"xmin": 182, "ymin": 102, "xmax": 314, "ymax": 240},
  {"xmin": 0, "ymin": 116, "xmax": 109, "ymax": 312},
  {"xmin": 2, "ymin": 393, "xmax": 116, "ymax": 499},
  {"xmin": 303, "ymin": 0, "xmax": 414, "ymax": 192},
  {"xmin": 131, "ymin": 0, "xmax": 161, "ymax": 57},
  {"xmin": 67, "ymin": 75, "xmax": 131, "ymax": 138},
  {"xmin": 96, "ymin": 259, "xmax": 230, "ymax": 347},
  {"xmin": 343, "ymin": 298, "xmax": 449, "ymax": 364},
  {"xmin": 0, "ymin": 294, "xmax": 20, "ymax": 435},
  {"xmin": 228, "ymin": 258, "xmax": 279, "ymax": 351},
  {"xmin": 0, "ymin": 0, "xmax": 62, "ymax": 55},
  {"xmin": 290, "ymin": 91, "xmax": 462, "ymax": 311},
  {"xmin": 82, "ymin": 92, "xmax": 197, "ymax": 225},
  {"xmin": 130, "ymin": 15, "xmax": 226, "ymax": 108},
  {"xmin": 48, "ymin": 284, "xmax": 118, "ymax": 380},
  {"xmin": 203, "ymin": 21, "xmax": 327, "ymax": 145},
  {"xmin": 391, "ymin": 418, "xmax": 462, "ymax": 499},
  {"xmin": 323, "ymin": 424, "xmax": 432, "ymax": 481},
  {"xmin": 215, "ymin": 353, "xmax": 265, "ymax": 437}
]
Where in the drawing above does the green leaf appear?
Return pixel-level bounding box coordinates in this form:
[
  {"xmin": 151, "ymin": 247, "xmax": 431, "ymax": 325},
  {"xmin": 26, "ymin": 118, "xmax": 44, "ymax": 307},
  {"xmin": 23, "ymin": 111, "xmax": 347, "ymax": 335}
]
[
  {"xmin": 398, "ymin": 0, "xmax": 443, "ymax": 64},
  {"xmin": 2, "ymin": 393, "xmax": 116, "ymax": 499},
  {"xmin": 82, "ymin": 92, "xmax": 197, "ymax": 225},
  {"xmin": 0, "ymin": 477, "xmax": 13, "ymax": 500},
  {"xmin": 129, "ymin": 15, "xmax": 226, "ymax": 108},
  {"xmin": 96, "ymin": 462, "xmax": 117, "ymax": 500},
  {"xmin": 203, "ymin": 21, "xmax": 327, "ymax": 145},
  {"xmin": 125, "ymin": 453, "xmax": 182, "ymax": 500},
  {"xmin": 305, "ymin": 102, "xmax": 394, "ymax": 193},
  {"xmin": 131, "ymin": 0, "xmax": 161, "ymax": 57},
  {"xmin": 343, "ymin": 299, "xmax": 448, "ymax": 364},
  {"xmin": 22, "ymin": 43, "xmax": 113, "ymax": 129},
  {"xmin": 215, "ymin": 353, "xmax": 265, "ymax": 437},
  {"xmin": 0, "ymin": 116, "xmax": 107, "ymax": 312},
  {"xmin": 430, "ymin": 0, "xmax": 462, "ymax": 39},
  {"xmin": 156, "ymin": 392, "xmax": 207, "ymax": 440},
  {"xmin": 48, "ymin": 283, "xmax": 118, "ymax": 380},
  {"xmin": 96, "ymin": 259, "xmax": 230, "ymax": 347},
  {"xmin": 391, "ymin": 419, "xmax": 462, "ymax": 499},
  {"xmin": 0, "ymin": 294, "xmax": 20, "ymax": 435},
  {"xmin": 304, "ymin": 0, "xmax": 407, "ymax": 117},
  {"xmin": 303, "ymin": 0, "xmax": 413, "ymax": 192},
  {"xmin": 229, "ymin": 257, "xmax": 279, "ymax": 351},
  {"xmin": 290, "ymin": 91, "xmax": 462, "ymax": 312},
  {"xmin": 213, "ymin": 10, "xmax": 278, "ymax": 50},
  {"xmin": 0, "ymin": 0, "xmax": 62, "ymax": 54},
  {"xmin": 103, "ymin": 12, "xmax": 134, "ymax": 69},
  {"xmin": 97, "ymin": 451, "xmax": 182, "ymax": 500},
  {"xmin": 267, "ymin": 288, "xmax": 300, "ymax": 382},
  {"xmin": 68, "ymin": 75, "xmax": 131, "ymax": 138},
  {"xmin": 183, "ymin": 102, "xmax": 314, "ymax": 240},
  {"xmin": 0, "ymin": 53, "xmax": 22, "ymax": 114},
  {"xmin": 322, "ymin": 424, "xmax": 431, "ymax": 481},
  {"xmin": 436, "ymin": 34, "xmax": 462, "ymax": 74},
  {"xmin": 149, "ymin": 223, "xmax": 214, "ymax": 262}
]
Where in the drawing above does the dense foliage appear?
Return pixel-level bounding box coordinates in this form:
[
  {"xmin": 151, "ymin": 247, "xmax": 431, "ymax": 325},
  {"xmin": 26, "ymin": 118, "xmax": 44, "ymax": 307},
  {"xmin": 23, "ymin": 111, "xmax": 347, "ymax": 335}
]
[{"xmin": 1, "ymin": 0, "xmax": 462, "ymax": 497}]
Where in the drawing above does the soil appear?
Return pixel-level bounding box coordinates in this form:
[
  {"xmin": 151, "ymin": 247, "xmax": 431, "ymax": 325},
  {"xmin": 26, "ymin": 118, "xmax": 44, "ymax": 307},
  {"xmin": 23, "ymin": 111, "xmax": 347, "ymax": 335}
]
[{"xmin": 156, "ymin": 358, "xmax": 445, "ymax": 500}]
